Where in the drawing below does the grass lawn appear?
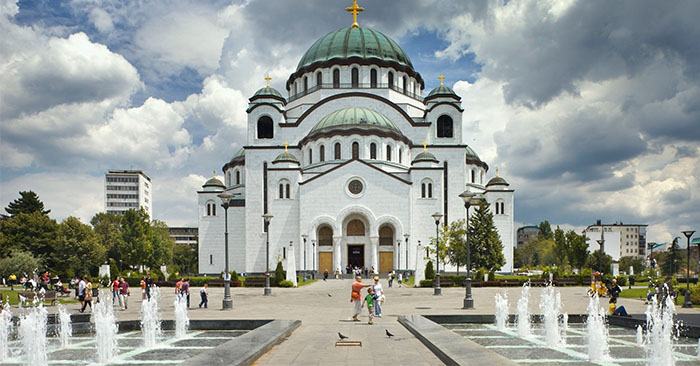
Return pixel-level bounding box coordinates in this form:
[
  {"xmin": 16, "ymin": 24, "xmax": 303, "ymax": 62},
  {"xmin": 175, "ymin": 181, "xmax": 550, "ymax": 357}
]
[
  {"xmin": 0, "ymin": 289, "xmax": 78, "ymax": 306},
  {"xmin": 618, "ymin": 287, "xmax": 648, "ymax": 300},
  {"xmin": 297, "ymin": 278, "xmax": 317, "ymax": 287}
]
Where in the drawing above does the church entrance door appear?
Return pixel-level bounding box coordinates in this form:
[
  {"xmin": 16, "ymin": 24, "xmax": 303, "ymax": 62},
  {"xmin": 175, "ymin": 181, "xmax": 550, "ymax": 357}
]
[
  {"xmin": 347, "ymin": 245, "xmax": 364, "ymax": 269},
  {"xmin": 379, "ymin": 251, "xmax": 393, "ymax": 274},
  {"xmin": 319, "ymin": 252, "xmax": 333, "ymax": 274}
]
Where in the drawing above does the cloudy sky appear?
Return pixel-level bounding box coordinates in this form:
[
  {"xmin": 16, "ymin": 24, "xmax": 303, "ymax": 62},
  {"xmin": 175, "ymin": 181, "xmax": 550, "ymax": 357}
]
[{"xmin": 1, "ymin": 0, "xmax": 698, "ymax": 243}]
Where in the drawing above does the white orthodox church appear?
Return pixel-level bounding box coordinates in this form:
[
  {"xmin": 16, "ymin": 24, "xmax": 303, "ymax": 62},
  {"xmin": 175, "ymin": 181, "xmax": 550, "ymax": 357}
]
[{"xmin": 197, "ymin": 2, "xmax": 515, "ymax": 276}]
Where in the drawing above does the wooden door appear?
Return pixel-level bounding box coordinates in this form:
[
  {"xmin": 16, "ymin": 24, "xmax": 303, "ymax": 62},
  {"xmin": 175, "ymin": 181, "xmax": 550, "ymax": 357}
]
[
  {"xmin": 319, "ymin": 252, "xmax": 333, "ymax": 273},
  {"xmin": 379, "ymin": 251, "xmax": 393, "ymax": 274}
]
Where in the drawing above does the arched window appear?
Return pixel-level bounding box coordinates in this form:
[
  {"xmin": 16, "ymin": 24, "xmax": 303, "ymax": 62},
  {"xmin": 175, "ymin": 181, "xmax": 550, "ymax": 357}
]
[
  {"xmin": 286, "ymin": 184, "xmax": 291, "ymax": 199},
  {"xmin": 388, "ymin": 71, "xmax": 394, "ymax": 88},
  {"xmin": 428, "ymin": 183, "xmax": 433, "ymax": 198},
  {"xmin": 206, "ymin": 201, "xmax": 216, "ymax": 216},
  {"xmin": 437, "ymin": 115, "xmax": 454, "ymax": 138},
  {"xmin": 316, "ymin": 71, "xmax": 323, "ymax": 87},
  {"xmin": 318, "ymin": 226, "xmax": 333, "ymax": 246},
  {"xmin": 421, "ymin": 183, "xmax": 426, "ymax": 198},
  {"xmin": 333, "ymin": 69, "xmax": 340, "ymax": 88},
  {"xmin": 421, "ymin": 179, "xmax": 433, "ymax": 198},
  {"xmin": 320, "ymin": 145, "xmax": 325, "ymax": 162},
  {"xmin": 293, "ymin": 82, "xmax": 297, "ymax": 95},
  {"xmin": 398, "ymin": 148, "xmax": 402, "ymax": 164},
  {"xmin": 402, "ymin": 76, "xmax": 407, "ymax": 91},
  {"xmin": 351, "ymin": 67, "xmax": 359, "ymax": 88},
  {"xmin": 279, "ymin": 183, "xmax": 284, "ymax": 199},
  {"xmin": 471, "ymin": 170, "xmax": 475, "ymax": 183},
  {"xmin": 283, "ymin": 246, "xmax": 286, "ymax": 259},
  {"xmin": 226, "ymin": 171, "xmax": 231, "ymax": 186},
  {"xmin": 278, "ymin": 181, "xmax": 291, "ymax": 199},
  {"xmin": 235, "ymin": 170, "xmax": 240, "ymax": 185},
  {"xmin": 334, "ymin": 142, "xmax": 341, "ymax": 160},
  {"xmin": 480, "ymin": 171, "xmax": 484, "ymax": 184},
  {"xmin": 379, "ymin": 225, "xmax": 394, "ymax": 246},
  {"xmin": 303, "ymin": 76, "xmax": 308, "ymax": 93},
  {"xmin": 386, "ymin": 145, "xmax": 392, "ymax": 161},
  {"xmin": 257, "ymin": 116, "xmax": 274, "ymax": 139},
  {"xmin": 347, "ymin": 219, "xmax": 365, "ymax": 236},
  {"xmin": 309, "ymin": 148, "xmax": 313, "ymax": 164},
  {"xmin": 370, "ymin": 143, "xmax": 377, "ymax": 159},
  {"xmin": 370, "ymin": 69, "xmax": 377, "ymax": 88},
  {"xmin": 352, "ymin": 142, "xmax": 359, "ymax": 159}
]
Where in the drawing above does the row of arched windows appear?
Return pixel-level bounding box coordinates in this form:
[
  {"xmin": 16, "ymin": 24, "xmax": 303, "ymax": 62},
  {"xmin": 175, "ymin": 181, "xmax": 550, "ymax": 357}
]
[
  {"xmin": 307, "ymin": 141, "xmax": 404, "ymax": 164},
  {"xmin": 226, "ymin": 170, "xmax": 241, "ymax": 186},
  {"xmin": 421, "ymin": 181, "xmax": 434, "ymax": 199},
  {"xmin": 205, "ymin": 202, "xmax": 217, "ymax": 216},
  {"xmin": 291, "ymin": 67, "xmax": 419, "ymax": 96},
  {"xmin": 278, "ymin": 180, "xmax": 291, "ymax": 199},
  {"xmin": 495, "ymin": 201, "xmax": 506, "ymax": 215}
]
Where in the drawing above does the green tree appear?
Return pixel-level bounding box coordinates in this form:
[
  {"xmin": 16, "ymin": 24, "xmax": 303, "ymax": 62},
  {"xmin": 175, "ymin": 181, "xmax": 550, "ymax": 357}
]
[
  {"xmin": 553, "ymin": 226, "xmax": 568, "ymax": 265},
  {"xmin": 274, "ymin": 261, "xmax": 285, "ymax": 285},
  {"xmin": 172, "ymin": 244, "xmax": 198, "ymax": 275},
  {"xmin": 147, "ymin": 220, "xmax": 174, "ymax": 269},
  {"xmin": 566, "ymin": 230, "xmax": 589, "ymax": 270},
  {"xmin": 538, "ymin": 220, "xmax": 553, "ymax": 240},
  {"xmin": 619, "ymin": 256, "xmax": 644, "ymax": 275},
  {"xmin": 444, "ymin": 219, "xmax": 467, "ymax": 273},
  {"xmin": 469, "ymin": 203, "xmax": 505, "ymax": 272},
  {"xmin": 91, "ymin": 212, "xmax": 124, "ymax": 269},
  {"xmin": 0, "ymin": 212, "xmax": 58, "ymax": 260},
  {"xmin": 424, "ymin": 260, "xmax": 435, "ymax": 280},
  {"xmin": 5, "ymin": 191, "xmax": 50, "ymax": 216},
  {"xmin": 587, "ymin": 250, "xmax": 613, "ymax": 273},
  {"xmin": 514, "ymin": 238, "xmax": 556, "ymax": 267},
  {"xmin": 54, "ymin": 217, "xmax": 106, "ymax": 277},
  {"xmin": 120, "ymin": 208, "xmax": 152, "ymax": 269},
  {"xmin": 0, "ymin": 250, "xmax": 41, "ymax": 277},
  {"xmin": 661, "ymin": 237, "xmax": 680, "ymax": 276}
]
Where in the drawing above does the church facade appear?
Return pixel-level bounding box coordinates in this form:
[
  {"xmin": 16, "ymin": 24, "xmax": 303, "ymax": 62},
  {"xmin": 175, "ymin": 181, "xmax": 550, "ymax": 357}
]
[{"xmin": 197, "ymin": 4, "xmax": 515, "ymax": 276}]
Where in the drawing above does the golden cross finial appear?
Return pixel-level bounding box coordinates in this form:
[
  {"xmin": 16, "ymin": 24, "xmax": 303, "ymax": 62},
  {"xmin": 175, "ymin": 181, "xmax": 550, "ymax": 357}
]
[
  {"xmin": 438, "ymin": 73, "xmax": 445, "ymax": 86},
  {"xmin": 422, "ymin": 140, "xmax": 428, "ymax": 151},
  {"xmin": 345, "ymin": 0, "xmax": 364, "ymax": 28},
  {"xmin": 264, "ymin": 74, "xmax": 272, "ymax": 87},
  {"xmin": 284, "ymin": 141, "xmax": 288, "ymax": 152}
]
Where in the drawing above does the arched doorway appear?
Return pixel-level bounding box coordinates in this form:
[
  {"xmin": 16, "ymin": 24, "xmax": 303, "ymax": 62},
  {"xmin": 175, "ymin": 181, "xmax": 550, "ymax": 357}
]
[
  {"xmin": 378, "ymin": 224, "xmax": 395, "ymax": 273},
  {"xmin": 317, "ymin": 225, "xmax": 333, "ymax": 273},
  {"xmin": 346, "ymin": 219, "xmax": 365, "ymax": 269}
]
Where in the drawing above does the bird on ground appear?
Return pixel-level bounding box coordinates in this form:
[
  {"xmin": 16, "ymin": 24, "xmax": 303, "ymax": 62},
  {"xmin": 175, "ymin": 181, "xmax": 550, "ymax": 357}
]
[
  {"xmin": 327, "ymin": 293, "xmax": 332, "ymax": 297},
  {"xmin": 338, "ymin": 332, "xmax": 349, "ymax": 340},
  {"xmin": 385, "ymin": 329, "xmax": 395, "ymax": 338}
]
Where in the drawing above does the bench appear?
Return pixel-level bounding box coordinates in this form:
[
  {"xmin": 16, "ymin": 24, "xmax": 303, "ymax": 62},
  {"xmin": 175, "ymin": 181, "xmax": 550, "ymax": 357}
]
[{"xmin": 21, "ymin": 291, "xmax": 57, "ymax": 306}]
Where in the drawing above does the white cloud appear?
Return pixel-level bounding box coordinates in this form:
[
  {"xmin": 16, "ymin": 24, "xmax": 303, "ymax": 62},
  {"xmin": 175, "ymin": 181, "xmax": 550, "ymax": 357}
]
[{"xmin": 89, "ymin": 7, "xmax": 114, "ymax": 33}]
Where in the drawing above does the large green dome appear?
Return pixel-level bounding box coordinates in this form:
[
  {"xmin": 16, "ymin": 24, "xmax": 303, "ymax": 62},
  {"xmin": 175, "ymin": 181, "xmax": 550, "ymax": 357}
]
[
  {"xmin": 297, "ymin": 27, "xmax": 413, "ymax": 70},
  {"xmin": 310, "ymin": 107, "xmax": 398, "ymax": 134}
]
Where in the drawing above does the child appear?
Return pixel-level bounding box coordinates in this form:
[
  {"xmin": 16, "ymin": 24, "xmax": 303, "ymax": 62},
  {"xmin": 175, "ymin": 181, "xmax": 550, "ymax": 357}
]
[
  {"xmin": 199, "ymin": 283, "xmax": 208, "ymax": 308},
  {"xmin": 362, "ymin": 287, "xmax": 375, "ymax": 325}
]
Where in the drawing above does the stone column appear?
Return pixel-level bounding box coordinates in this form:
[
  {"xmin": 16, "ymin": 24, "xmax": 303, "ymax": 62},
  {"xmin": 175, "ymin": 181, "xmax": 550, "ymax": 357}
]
[
  {"xmin": 369, "ymin": 236, "xmax": 379, "ymax": 274},
  {"xmin": 414, "ymin": 242, "xmax": 425, "ymax": 286},
  {"xmin": 333, "ymin": 236, "xmax": 342, "ymax": 275}
]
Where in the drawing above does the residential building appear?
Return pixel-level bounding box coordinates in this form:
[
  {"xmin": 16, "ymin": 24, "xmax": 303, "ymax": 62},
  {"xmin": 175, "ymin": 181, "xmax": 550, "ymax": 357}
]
[
  {"xmin": 168, "ymin": 227, "xmax": 199, "ymax": 249},
  {"xmin": 105, "ymin": 170, "xmax": 152, "ymax": 218},
  {"xmin": 583, "ymin": 220, "xmax": 647, "ymax": 260}
]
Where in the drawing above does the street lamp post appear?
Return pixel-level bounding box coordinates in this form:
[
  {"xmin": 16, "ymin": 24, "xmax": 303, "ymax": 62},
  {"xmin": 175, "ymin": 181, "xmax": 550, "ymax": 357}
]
[
  {"xmin": 217, "ymin": 192, "xmax": 234, "ymax": 310},
  {"xmin": 459, "ymin": 189, "xmax": 482, "ymax": 309},
  {"xmin": 301, "ymin": 234, "xmax": 308, "ymax": 271},
  {"xmin": 431, "ymin": 212, "xmax": 443, "ymax": 295},
  {"xmin": 596, "ymin": 230, "xmax": 605, "ymax": 273},
  {"xmin": 262, "ymin": 213, "xmax": 273, "ymax": 296},
  {"xmin": 683, "ymin": 230, "xmax": 696, "ymax": 308},
  {"xmin": 404, "ymin": 234, "xmax": 410, "ymax": 271},
  {"xmin": 397, "ymin": 240, "xmax": 401, "ymax": 271}
]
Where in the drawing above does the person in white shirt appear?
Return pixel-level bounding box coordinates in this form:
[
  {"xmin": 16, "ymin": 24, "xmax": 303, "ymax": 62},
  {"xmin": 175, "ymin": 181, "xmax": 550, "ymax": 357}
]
[
  {"xmin": 78, "ymin": 277, "xmax": 86, "ymax": 308},
  {"xmin": 372, "ymin": 276, "xmax": 384, "ymax": 317}
]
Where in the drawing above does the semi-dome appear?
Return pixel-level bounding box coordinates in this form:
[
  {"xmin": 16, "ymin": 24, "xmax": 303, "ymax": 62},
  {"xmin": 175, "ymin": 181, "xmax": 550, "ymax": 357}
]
[
  {"xmin": 486, "ymin": 176, "xmax": 509, "ymax": 187},
  {"xmin": 272, "ymin": 151, "xmax": 300, "ymax": 165},
  {"xmin": 310, "ymin": 107, "xmax": 398, "ymax": 134},
  {"xmin": 412, "ymin": 151, "xmax": 438, "ymax": 164},
  {"xmin": 203, "ymin": 176, "xmax": 225, "ymax": 189},
  {"xmin": 425, "ymin": 84, "xmax": 459, "ymax": 101},
  {"xmin": 250, "ymin": 86, "xmax": 286, "ymax": 104},
  {"xmin": 222, "ymin": 148, "xmax": 245, "ymax": 172}
]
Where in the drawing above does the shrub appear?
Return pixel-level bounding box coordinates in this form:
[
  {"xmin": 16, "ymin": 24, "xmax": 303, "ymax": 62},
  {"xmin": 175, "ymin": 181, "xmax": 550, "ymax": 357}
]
[
  {"xmin": 279, "ymin": 280, "xmax": 294, "ymax": 288},
  {"xmin": 420, "ymin": 280, "xmax": 433, "ymax": 287},
  {"xmin": 425, "ymin": 261, "xmax": 435, "ymax": 280},
  {"xmin": 0, "ymin": 251, "xmax": 41, "ymax": 278},
  {"xmin": 274, "ymin": 262, "xmax": 285, "ymax": 285}
]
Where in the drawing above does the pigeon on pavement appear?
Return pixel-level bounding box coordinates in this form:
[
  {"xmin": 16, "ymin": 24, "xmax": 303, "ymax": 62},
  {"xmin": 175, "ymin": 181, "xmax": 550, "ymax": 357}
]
[
  {"xmin": 385, "ymin": 329, "xmax": 395, "ymax": 338},
  {"xmin": 338, "ymin": 332, "xmax": 349, "ymax": 340}
]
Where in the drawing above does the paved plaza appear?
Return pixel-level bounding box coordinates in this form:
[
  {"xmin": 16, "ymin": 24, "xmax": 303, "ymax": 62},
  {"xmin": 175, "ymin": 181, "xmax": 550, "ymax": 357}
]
[{"xmin": 39, "ymin": 279, "xmax": 698, "ymax": 365}]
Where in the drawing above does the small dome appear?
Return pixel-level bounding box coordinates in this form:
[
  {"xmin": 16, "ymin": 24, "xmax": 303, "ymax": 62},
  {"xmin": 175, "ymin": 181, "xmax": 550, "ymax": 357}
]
[
  {"xmin": 425, "ymin": 84, "xmax": 459, "ymax": 101},
  {"xmin": 465, "ymin": 146, "xmax": 480, "ymax": 161},
  {"xmin": 273, "ymin": 151, "xmax": 300, "ymax": 165},
  {"xmin": 486, "ymin": 176, "xmax": 509, "ymax": 187},
  {"xmin": 223, "ymin": 148, "xmax": 245, "ymax": 172},
  {"xmin": 250, "ymin": 86, "xmax": 286, "ymax": 104},
  {"xmin": 412, "ymin": 151, "xmax": 438, "ymax": 164},
  {"xmin": 310, "ymin": 107, "xmax": 399, "ymax": 134},
  {"xmin": 203, "ymin": 176, "xmax": 225, "ymax": 189}
]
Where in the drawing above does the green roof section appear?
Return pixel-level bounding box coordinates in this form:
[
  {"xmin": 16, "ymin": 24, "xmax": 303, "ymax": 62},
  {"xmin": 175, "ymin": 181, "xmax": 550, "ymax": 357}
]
[
  {"xmin": 427, "ymin": 85, "xmax": 457, "ymax": 98},
  {"xmin": 253, "ymin": 86, "xmax": 284, "ymax": 99},
  {"xmin": 309, "ymin": 107, "xmax": 399, "ymax": 134},
  {"xmin": 272, "ymin": 151, "xmax": 300, "ymax": 165},
  {"xmin": 203, "ymin": 176, "xmax": 225, "ymax": 188},
  {"xmin": 487, "ymin": 176, "xmax": 509, "ymax": 187},
  {"xmin": 297, "ymin": 27, "xmax": 413, "ymax": 71},
  {"xmin": 412, "ymin": 151, "xmax": 438, "ymax": 164},
  {"xmin": 465, "ymin": 146, "xmax": 480, "ymax": 160}
]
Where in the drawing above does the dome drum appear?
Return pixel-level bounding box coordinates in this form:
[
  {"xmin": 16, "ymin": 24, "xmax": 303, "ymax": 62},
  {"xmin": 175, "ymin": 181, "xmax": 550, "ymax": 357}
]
[{"xmin": 299, "ymin": 107, "xmax": 409, "ymax": 146}]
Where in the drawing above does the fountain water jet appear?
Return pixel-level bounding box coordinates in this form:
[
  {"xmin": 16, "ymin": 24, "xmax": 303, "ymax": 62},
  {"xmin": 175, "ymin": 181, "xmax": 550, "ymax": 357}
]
[
  {"xmin": 585, "ymin": 294, "xmax": 610, "ymax": 362},
  {"xmin": 141, "ymin": 286, "xmax": 162, "ymax": 347},
  {"xmin": 0, "ymin": 299, "xmax": 12, "ymax": 362},
  {"xmin": 494, "ymin": 292, "xmax": 509, "ymax": 332},
  {"xmin": 516, "ymin": 282, "xmax": 532, "ymax": 338},
  {"xmin": 540, "ymin": 284, "xmax": 563, "ymax": 347},
  {"xmin": 637, "ymin": 325, "xmax": 644, "ymax": 346},
  {"xmin": 644, "ymin": 290, "xmax": 676, "ymax": 366},
  {"xmin": 57, "ymin": 304, "xmax": 72, "ymax": 348},
  {"xmin": 560, "ymin": 313, "xmax": 568, "ymax": 345},
  {"xmin": 174, "ymin": 294, "xmax": 190, "ymax": 338},
  {"xmin": 19, "ymin": 303, "xmax": 48, "ymax": 366},
  {"xmin": 94, "ymin": 292, "xmax": 118, "ymax": 363}
]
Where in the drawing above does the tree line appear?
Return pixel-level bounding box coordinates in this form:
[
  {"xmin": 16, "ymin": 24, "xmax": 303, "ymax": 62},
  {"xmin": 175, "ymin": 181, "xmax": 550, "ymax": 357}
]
[{"xmin": 0, "ymin": 191, "xmax": 196, "ymax": 279}]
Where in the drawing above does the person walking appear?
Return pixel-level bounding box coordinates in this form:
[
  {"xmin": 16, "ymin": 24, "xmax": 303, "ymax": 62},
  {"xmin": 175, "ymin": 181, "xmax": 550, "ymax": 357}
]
[
  {"xmin": 8, "ymin": 273, "xmax": 16, "ymax": 290},
  {"xmin": 363, "ymin": 287, "xmax": 376, "ymax": 325},
  {"xmin": 350, "ymin": 275, "xmax": 370, "ymax": 322},
  {"xmin": 397, "ymin": 272, "xmax": 403, "ymax": 288},
  {"xmin": 388, "ymin": 271, "xmax": 394, "ymax": 288},
  {"xmin": 77, "ymin": 276, "xmax": 86, "ymax": 310},
  {"xmin": 372, "ymin": 276, "xmax": 384, "ymax": 317},
  {"xmin": 119, "ymin": 277, "xmax": 129, "ymax": 310},
  {"xmin": 145, "ymin": 273, "xmax": 154, "ymax": 301},
  {"xmin": 181, "ymin": 278, "xmax": 190, "ymax": 308},
  {"xmin": 140, "ymin": 277, "xmax": 147, "ymax": 300},
  {"xmin": 80, "ymin": 277, "xmax": 93, "ymax": 313},
  {"xmin": 112, "ymin": 277, "xmax": 121, "ymax": 305},
  {"xmin": 199, "ymin": 283, "xmax": 209, "ymax": 308},
  {"xmin": 323, "ymin": 270, "xmax": 329, "ymax": 281}
]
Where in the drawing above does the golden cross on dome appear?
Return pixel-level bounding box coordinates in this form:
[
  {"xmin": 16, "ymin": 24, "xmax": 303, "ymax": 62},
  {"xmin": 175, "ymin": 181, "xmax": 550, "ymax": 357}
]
[
  {"xmin": 438, "ymin": 73, "xmax": 445, "ymax": 86},
  {"xmin": 284, "ymin": 141, "xmax": 289, "ymax": 152},
  {"xmin": 345, "ymin": 0, "xmax": 364, "ymax": 28},
  {"xmin": 264, "ymin": 74, "xmax": 272, "ymax": 87},
  {"xmin": 422, "ymin": 140, "xmax": 428, "ymax": 151}
]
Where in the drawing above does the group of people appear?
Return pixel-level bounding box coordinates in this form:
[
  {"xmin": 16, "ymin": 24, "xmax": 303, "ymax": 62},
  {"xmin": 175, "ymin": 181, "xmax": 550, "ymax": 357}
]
[
  {"xmin": 350, "ymin": 275, "xmax": 385, "ymax": 325},
  {"xmin": 111, "ymin": 277, "xmax": 130, "ymax": 310},
  {"xmin": 345, "ymin": 265, "xmax": 375, "ymax": 279}
]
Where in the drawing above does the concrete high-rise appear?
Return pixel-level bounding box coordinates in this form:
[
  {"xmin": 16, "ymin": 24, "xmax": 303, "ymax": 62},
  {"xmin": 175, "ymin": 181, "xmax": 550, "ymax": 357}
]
[{"xmin": 105, "ymin": 170, "xmax": 152, "ymax": 218}]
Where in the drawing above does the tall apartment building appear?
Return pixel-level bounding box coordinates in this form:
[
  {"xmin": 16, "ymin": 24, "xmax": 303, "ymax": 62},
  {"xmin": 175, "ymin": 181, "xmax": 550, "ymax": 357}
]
[
  {"xmin": 583, "ymin": 220, "xmax": 647, "ymax": 260},
  {"xmin": 168, "ymin": 227, "xmax": 198, "ymax": 249},
  {"xmin": 105, "ymin": 170, "xmax": 152, "ymax": 218}
]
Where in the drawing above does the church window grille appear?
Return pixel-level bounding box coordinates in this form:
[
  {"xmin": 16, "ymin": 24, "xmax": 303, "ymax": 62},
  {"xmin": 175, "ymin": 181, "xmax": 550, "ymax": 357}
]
[
  {"xmin": 379, "ymin": 225, "xmax": 394, "ymax": 246},
  {"xmin": 370, "ymin": 69, "xmax": 377, "ymax": 88},
  {"xmin": 352, "ymin": 142, "xmax": 359, "ymax": 159},
  {"xmin": 209, "ymin": 255, "xmax": 213, "ymax": 265},
  {"xmin": 283, "ymin": 246, "xmax": 286, "ymax": 259},
  {"xmin": 309, "ymin": 148, "xmax": 313, "ymax": 164},
  {"xmin": 316, "ymin": 71, "xmax": 323, "ymax": 86},
  {"xmin": 421, "ymin": 183, "xmax": 426, "ymax": 198},
  {"xmin": 333, "ymin": 69, "xmax": 340, "ymax": 88},
  {"xmin": 388, "ymin": 72, "xmax": 394, "ymax": 88},
  {"xmin": 437, "ymin": 115, "xmax": 454, "ymax": 138},
  {"xmin": 398, "ymin": 148, "xmax": 402, "ymax": 164},
  {"xmin": 428, "ymin": 183, "xmax": 433, "ymax": 198},
  {"xmin": 318, "ymin": 226, "xmax": 333, "ymax": 246},
  {"xmin": 334, "ymin": 143, "xmax": 341, "ymax": 160},
  {"xmin": 257, "ymin": 116, "xmax": 274, "ymax": 139},
  {"xmin": 347, "ymin": 219, "xmax": 365, "ymax": 236},
  {"xmin": 320, "ymin": 145, "xmax": 325, "ymax": 162},
  {"xmin": 303, "ymin": 76, "xmax": 308, "ymax": 93},
  {"xmin": 403, "ymin": 76, "xmax": 407, "ymax": 92},
  {"xmin": 351, "ymin": 68, "xmax": 359, "ymax": 88},
  {"xmin": 386, "ymin": 145, "xmax": 392, "ymax": 161},
  {"xmin": 370, "ymin": 143, "xmax": 377, "ymax": 159},
  {"xmin": 286, "ymin": 184, "xmax": 290, "ymax": 199},
  {"xmin": 206, "ymin": 202, "xmax": 216, "ymax": 216},
  {"xmin": 235, "ymin": 171, "xmax": 240, "ymax": 185},
  {"xmin": 279, "ymin": 184, "xmax": 284, "ymax": 199},
  {"xmin": 471, "ymin": 170, "xmax": 475, "ymax": 183}
]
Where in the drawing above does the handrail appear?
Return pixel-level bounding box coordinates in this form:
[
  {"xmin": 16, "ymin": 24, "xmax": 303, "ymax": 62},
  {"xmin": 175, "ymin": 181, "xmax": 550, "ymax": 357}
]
[{"xmin": 288, "ymin": 83, "xmax": 424, "ymax": 103}]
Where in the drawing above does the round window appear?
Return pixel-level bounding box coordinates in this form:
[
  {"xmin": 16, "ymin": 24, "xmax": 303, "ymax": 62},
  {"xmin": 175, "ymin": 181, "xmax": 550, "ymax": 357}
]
[{"xmin": 348, "ymin": 179, "xmax": 364, "ymax": 195}]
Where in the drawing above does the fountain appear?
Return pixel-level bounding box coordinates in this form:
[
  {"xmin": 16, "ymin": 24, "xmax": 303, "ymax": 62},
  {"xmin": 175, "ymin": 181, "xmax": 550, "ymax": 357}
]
[
  {"xmin": 141, "ymin": 286, "xmax": 162, "ymax": 347},
  {"xmin": 516, "ymin": 282, "xmax": 532, "ymax": 338},
  {"xmin": 94, "ymin": 292, "xmax": 119, "ymax": 363},
  {"xmin": 19, "ymin": 303, "xmax": 49, "ymax": 366},
  {"xmin": 174, "ymin": 294, "xmax": 190, "ymax": 338},
  {"xmin": 57, "ymin": 304, "xmax": 72, "ymax": 348},
  {"xmin": 585, "ymin": 294, "xmax": 610, "ymax": 362},
  {"xmin": 540, "ymin": 283, "xmax": 563, "ymax": 347},
  {"xmin": 560, "ymin": 312, "xmax": 568, "ymax": 345},
  {"xmin": 0, "ymin": 299, "xmax": 12, "ymax": 362},
  {"xmin": 644, "ymin": 291, "xmax": 676, "ymax": 366},
  {"xmin": 637, "ymin": 325, "xmax": 644, "ymax": 346}
]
